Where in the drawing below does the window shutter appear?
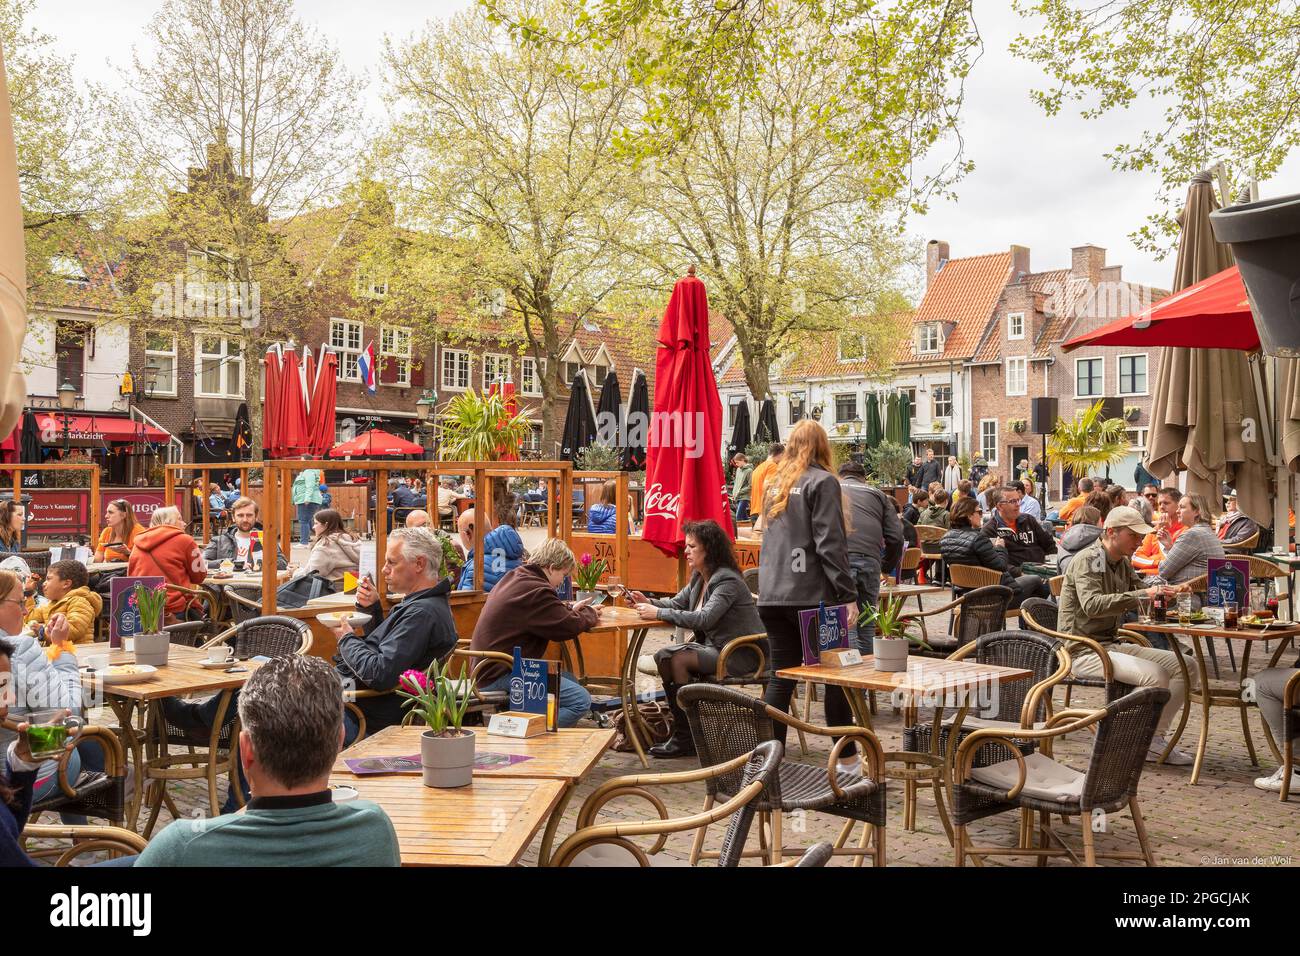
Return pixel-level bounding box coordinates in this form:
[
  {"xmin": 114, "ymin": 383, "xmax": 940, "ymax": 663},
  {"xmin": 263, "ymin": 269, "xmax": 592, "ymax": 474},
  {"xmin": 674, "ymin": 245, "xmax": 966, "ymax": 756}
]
[
  {"xmin": 379, "ymin": 355, "xmax": 399, "ymax": 385},
  {"xmin": 410, "ymin": 359, "xmax": 424, "ymax": 387}
]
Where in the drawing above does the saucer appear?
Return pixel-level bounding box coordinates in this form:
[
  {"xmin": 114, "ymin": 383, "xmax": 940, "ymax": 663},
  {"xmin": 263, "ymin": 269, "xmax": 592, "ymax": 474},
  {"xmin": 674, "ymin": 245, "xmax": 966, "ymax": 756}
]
[{"xmin": 200, "ymin": 658, "xmax": 238, "ymax": 669}]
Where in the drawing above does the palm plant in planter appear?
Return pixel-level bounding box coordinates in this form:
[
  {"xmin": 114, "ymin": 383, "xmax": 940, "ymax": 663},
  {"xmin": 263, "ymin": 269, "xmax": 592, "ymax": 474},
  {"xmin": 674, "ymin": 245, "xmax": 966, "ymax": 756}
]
[
  {"xmin": 858, "ymin": 594, "xmax": 930, "ymax": 672},
  {"xmin": 438, "ymin": 388, "xmax": 534, "ymax": 517},
  {"xmin": 1046, "ymin": 399, "xmax": 1129, "ymax": 478},
  {"xmin": 399, "ymin": 660, "xmax": 477, "ymax": 788}
]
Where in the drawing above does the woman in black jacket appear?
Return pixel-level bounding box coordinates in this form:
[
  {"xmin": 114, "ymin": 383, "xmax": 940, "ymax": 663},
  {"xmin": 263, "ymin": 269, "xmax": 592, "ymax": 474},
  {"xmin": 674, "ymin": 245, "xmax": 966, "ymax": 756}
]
[
  {"xmin": 630, "ymin": 520, "xmax": 766, "ymax": 758},
  {"xmin": 757, "ymin": 421, "xmax": 863, "ymax": 772},
  {"xmin": 939, "ymin": 498, "xmax": 1043, "ymax": 607}
]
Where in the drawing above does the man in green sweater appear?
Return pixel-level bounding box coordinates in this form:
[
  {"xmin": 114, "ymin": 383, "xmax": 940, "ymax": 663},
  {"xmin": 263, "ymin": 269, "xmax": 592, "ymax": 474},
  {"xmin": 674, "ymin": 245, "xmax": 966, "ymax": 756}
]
[{"xmin": 138, "ymin": 655, "xmax": 400, "ymax": 866}]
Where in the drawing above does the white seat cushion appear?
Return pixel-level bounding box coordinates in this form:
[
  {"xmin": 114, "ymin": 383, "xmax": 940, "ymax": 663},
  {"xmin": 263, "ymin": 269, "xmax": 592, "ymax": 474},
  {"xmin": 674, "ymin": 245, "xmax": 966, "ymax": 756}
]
[
  {"xmin": 968, "ymin": 751, "xmax": 1084, "ymax": 804},
  {"xmin": 942, "ymin": 714, "xmax": 1047, "ymax": 732},
  {"xmin": 567, "ymin": 844, "xmax": 691, "ymax": 867},
  {"xmin": 637, "ymin": 655, "xmax": 659, "ymax": 677}
]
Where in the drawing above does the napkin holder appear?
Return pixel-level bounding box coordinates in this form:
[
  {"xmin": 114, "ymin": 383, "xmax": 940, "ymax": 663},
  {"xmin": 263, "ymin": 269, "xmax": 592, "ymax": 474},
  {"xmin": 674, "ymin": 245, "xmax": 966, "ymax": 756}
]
[
  {"xmin": 487, "ymin": 711, "xmax": 548, "ymax": 739},
  {"xmin": 820, "ymin": 648, "xmax": 863, "ymax": 667}
]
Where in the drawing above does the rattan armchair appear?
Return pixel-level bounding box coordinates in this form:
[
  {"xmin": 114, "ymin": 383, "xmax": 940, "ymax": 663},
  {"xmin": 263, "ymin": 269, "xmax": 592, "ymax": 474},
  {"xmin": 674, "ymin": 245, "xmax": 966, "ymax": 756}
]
[
  {"xmin": 1224, "ymin": 530, "xmax": 1260, "ymax": 553},
  {"xmin": 223, "ymin": 585, "xmax": 264, "ymax": 624},
  {"xmin": 952, "ymin": 687, "xmax": 1168, "ymax": 866},
  {"xmin": 5, "ymin": 722, "xmax": 130, "ymax": 836},
  {"xmin": 21, "ymin": 824, "xmax": 147, "ymax": 865},
  {"xmin": 165, "ymin": 582, "xmax": 220, "ymax": 620},
  {"xmin": 200, "ymin": 615, "xmax": 312, "ymax": 659},
  {"xmin": 898, "ymin": 584, "xmax": 1014, "ymax": 658},
  {"xmin": 549, "ymin": 741, "xmax": 782, "ymax": 866},
  {"xmin": 678, "ymin": 683, "xmax": 887, "ymax": 867},
  {"xmin": 742, "ymin": 567, "xmax": 760, "ymax": 595},
  {"xmin": 1018, "ymin": 597, "xmax": 1142, "ymax": 706}
]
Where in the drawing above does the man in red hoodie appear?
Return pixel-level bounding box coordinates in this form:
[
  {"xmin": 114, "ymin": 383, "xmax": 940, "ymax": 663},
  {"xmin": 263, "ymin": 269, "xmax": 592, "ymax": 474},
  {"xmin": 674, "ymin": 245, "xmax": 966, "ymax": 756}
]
[
  {"xmin": 470, "ymin": 537, "xmax": 600, "ymax": 727},
  {"xmin": 128, "ymin": 506, "xmax": 207, "ymax": 621}
]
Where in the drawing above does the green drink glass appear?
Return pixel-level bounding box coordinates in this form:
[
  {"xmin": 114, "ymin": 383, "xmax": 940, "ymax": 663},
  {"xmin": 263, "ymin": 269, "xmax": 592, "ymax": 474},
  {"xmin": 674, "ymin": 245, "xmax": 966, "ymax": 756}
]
[{"xmin": 21, "ymin": 710, "xmax": 84, "ymax": 759}]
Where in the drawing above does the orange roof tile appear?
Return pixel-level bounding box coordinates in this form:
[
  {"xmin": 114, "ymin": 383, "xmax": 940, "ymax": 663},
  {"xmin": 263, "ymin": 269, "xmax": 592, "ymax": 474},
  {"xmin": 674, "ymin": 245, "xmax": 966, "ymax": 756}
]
[{"xmin": 907, "ymin": 252, "xmax": 1012, "ymax": 362}]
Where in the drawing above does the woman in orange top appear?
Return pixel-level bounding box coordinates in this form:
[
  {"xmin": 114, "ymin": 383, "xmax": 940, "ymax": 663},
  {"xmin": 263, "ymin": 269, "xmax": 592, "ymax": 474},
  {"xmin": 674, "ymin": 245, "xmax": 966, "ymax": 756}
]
[
  {"xmin": 94, "ymin": 498, "xmax": 140, "ymax": 562},
  {"xmin": 1133, "ymin": 493, "xmax": 1184, "ymax": 572}
]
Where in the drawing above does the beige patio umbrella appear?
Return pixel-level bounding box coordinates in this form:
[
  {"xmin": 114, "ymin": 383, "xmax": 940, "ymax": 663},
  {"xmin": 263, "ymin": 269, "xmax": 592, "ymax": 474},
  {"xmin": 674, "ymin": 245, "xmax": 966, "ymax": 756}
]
[
  {"xmin": 1146, "ymin": 170, "xmax": 1271, "ymax": 524},
  {"xmin": 0, "ymin": 44, "xmax": 27, "ymax": 438}
]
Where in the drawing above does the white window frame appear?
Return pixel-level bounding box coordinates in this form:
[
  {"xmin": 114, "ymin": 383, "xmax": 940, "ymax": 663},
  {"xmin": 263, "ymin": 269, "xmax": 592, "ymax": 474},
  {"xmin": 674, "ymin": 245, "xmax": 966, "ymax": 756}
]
[
  {"xmin": 1117, "ymin": 353, "xmax": 1148, "ymax": 397},
  {"xmin": 144, "ymin": 333, "xmax": 178, "ymax": 398},
  {"xmin": 330, "ymin": 318, "xmax": 364, "ymax": 383},
  {"xmin": 441, "ymin": 348, "xmax": 471, "ymax": 391},
  {"xmin": 379, "ymin": 325, "xmax": 412, "ymax": 388},
  {"xmin": 902, "ymin": 387, "xmax": 917, "ymax": 420},
  {"xmin": 932, "ymin": 384, "xmax": 953, "ymax": 419},
  {"xmin": 918, "ymin": 323, "xmax": 941, "ymax": 354},
  {"xmin": 980, "ymin": 419, "xmax": 999, "ymax": 465},
  {"xmin": 1008, "ymin": 311, "xmax": 1024, "ymax": 340},
  {"xmin": 834, "ymin": 392, "xmax": 858, "ymax": 424},
  {"xmin": 524, "ymin": 423, "xmax": 543, "ymax": 455},
  {"xmin": 1127, "ymin": 427, "xmax": 1149, "ymax": 452},
  {"xmin": 838, "ymin": 334, "xmax": 865, "ymax": 362},
  {"xmin": 483, "ymin": 353, "xmax": 511, "ymax": 389},
  {"xmin": 788, "ymin": 390, "xmax": 806, "ymax": 424},
  {"xmin": 194, "ymin": 334, "xmax": 244, "ymax": 399},
  {"xmin": 1005, "ymin": 356, "xmax": 1027, "ymax": 396},
  {"xmin": 1075, "ymin": 356, "xmax": 1104, "ymax": 399},
  {"xmin": 521, "ymin": 356, "xmax": 546, "ymax": 397}
]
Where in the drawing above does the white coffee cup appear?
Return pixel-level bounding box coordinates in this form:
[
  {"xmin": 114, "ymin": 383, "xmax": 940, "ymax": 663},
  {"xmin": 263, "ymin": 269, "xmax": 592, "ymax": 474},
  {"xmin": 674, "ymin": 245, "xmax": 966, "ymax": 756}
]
[{"xmin": 205, "ymin": 645, "xmax": 235, "ymax": 663}]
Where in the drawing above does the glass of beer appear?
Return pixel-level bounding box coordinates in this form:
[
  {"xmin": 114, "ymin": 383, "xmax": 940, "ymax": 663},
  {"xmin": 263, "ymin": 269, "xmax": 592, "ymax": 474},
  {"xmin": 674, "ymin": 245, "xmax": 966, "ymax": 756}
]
[
  {"xmin": 1176, "ymin": 593, "xmax": 1194, "ymax": 626},
  {"xmin": 22, "ymin": 710, "xmax": 84, "ymax": 759},
  {"xmin": 1223, "ymin": 602, "xmax": 1238, "ymax": 629}
]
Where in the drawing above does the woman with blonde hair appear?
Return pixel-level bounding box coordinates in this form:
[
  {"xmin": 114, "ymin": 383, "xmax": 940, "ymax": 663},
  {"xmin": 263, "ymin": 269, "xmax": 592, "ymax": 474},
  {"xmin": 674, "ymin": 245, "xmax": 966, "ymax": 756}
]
[
  {"xmin": 1156, "ymin": 492, "xmax": 1224, "ymax": 588},
  {"xmin": 757, "ymin": 420, "xmax": 861, "ymax": 772}
]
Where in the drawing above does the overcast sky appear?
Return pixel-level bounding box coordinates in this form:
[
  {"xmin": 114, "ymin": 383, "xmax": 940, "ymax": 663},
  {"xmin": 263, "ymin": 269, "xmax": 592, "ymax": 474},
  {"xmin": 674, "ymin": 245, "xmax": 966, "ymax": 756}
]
[{"xmin": 27, "ymin": 0, "xmax": 1300, "ymax": 293}]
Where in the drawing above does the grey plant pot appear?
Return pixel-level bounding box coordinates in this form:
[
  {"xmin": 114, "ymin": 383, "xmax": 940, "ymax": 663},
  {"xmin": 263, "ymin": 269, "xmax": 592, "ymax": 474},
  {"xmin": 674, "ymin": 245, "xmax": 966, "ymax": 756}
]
[
  {"xmin": 421, "ymin": 729, "xmax": 475, "ymax": 789},
  {"xmin": 872, "ymin": 636, "xmax": 910, "ymax": 673},
  {"xmin": 1210, "ymin": 192, "xmax": 1300, "ymax": 357},
  {"xmin": 133, "ymin": 632, "xmax": 170, "ymax": 667}
]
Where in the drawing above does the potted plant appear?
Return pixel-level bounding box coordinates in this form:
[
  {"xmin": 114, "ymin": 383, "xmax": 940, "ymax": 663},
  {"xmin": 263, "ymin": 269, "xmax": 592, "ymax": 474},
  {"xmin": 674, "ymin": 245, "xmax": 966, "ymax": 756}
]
[
  {"xmin": 1046, "ymin": 399, "xmax": 1130, "ymax": 478},
  {"xmin": 865, "ymin": 439, "xmax": 913, "ymax": 506},
  {"xmin": 858, "ymin": 594, "xmax": 930, "ymax": 672},
  {"xmin": 1009, "ymin": 418, "xmax": 1027, "ymax": 434},
  {"xmin": 1124, "ymin": 405, "xmax": 1141, "ymax": 423},
  {"xmin": 573, "ymin": 551, "xmax": 607, "ymax": 602},
  {"xmin": 132, "ymin": 581, "xmax": 170, "ymax": 667},
  {"xmin": 399, "ymin": 661, "xmax": 477, "ymax": 789}
]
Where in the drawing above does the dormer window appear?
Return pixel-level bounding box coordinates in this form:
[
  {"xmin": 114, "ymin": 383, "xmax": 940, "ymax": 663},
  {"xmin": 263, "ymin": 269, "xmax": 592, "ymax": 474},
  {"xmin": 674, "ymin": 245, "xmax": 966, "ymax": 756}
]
[
  {"xmin": 50, "ymin": 256, "xmax": 88, "ymax": 286},
  {"xmin": 838, "ymin": 334, "xmax": 865, "ymax": 362},
  {"xmin": 917, "ymin": 322, "xmax": 942, "ymax": 353}
]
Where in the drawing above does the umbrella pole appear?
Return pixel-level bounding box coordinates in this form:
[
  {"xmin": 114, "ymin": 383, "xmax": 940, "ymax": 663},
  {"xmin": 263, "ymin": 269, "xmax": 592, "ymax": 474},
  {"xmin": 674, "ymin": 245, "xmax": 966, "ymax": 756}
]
[{"xmin": 1273, "ymin": 355, "xmax": 1292, "ymax": 553}]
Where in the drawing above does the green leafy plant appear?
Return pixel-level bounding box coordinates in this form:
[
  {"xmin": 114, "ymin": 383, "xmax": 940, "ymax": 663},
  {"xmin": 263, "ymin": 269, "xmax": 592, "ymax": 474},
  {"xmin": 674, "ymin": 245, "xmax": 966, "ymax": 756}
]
[
  {"xmin": 437, "ymin": 388, "xmax": 533, "ymax": 461},
  {"xmin": 575, "ymin": 442, "xmax": 623, "ymax": 471},
  {"xmin": 743, "ymin": 440, "xmax": 771, "ymax": 465},
  {"xmin": 857, "ymin": 594, "xmax": 931, "ymax": 650},
  {"xmin": 398, "ymin": 660, "xmax": 476, "ymax": 736},
  {"xmin": 48, "ymin": 450, "xmax": 97, "ymax": 488},
  {"xmin": 573, "ymin": 551, "xmax": 607, "ymax": 591},
  {"xmin": 866, "ymin": 440, "xmax": 912, "ymax": 486},
  {"xmin": 1046, "ymin": 400, "xmax": 1130, "ymax": 476},
  {"xmin": 432, "ymin": 530, "xmax": 463, "ymax": 579},
  {"xmin": 132, "ymin": 582, "xmax": 168, "ymax": 634}
]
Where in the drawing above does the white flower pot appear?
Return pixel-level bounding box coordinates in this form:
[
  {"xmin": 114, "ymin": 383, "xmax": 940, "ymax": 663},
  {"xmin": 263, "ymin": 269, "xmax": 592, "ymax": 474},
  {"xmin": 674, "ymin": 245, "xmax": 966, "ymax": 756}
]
[
  {"xmin": 421, "ymin": 729, "xmax": 475, "ymax": 788},
  {"xmin": 133, "ymin": 632, "xmax": 170, "ymax": 667},
  {"xmin": 872, "ymin": 636, "xmax": 910, "ymax": 672}
]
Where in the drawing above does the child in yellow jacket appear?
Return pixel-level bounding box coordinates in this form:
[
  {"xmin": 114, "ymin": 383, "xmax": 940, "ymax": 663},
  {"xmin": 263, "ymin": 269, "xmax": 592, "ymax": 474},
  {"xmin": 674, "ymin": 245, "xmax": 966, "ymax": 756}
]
[{"xmin": 24, "ymin": 559, "xmax": 103, "ymax": 644}]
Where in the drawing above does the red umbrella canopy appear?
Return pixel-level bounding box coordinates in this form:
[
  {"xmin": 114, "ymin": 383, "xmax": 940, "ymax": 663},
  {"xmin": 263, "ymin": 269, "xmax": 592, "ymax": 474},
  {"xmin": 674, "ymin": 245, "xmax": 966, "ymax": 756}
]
[
  {"xmin": 262, "ymin": 345, "xmax": 283, "ymax": 457},
  {"xmin": 1062, "ymin": 265, "xmax": 1256, "ymax": 353},
  {"xmin": 329, "ymin": 428, "xmax": 424, "ymax": 458},
  {"xmin": 308, "ymin": 348, "xmax": 339, "ymax": 458},
  {"xmin": 277, "ymin": 347, "xmax": 311, "ymax": 458},
  {"xmin": 642, "ymin": 269, "xmax": 731, "ymax": 556}
]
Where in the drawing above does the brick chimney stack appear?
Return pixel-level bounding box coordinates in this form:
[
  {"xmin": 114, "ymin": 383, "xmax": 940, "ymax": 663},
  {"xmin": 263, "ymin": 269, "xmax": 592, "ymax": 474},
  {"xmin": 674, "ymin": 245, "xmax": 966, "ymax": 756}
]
[
  {"xmin": 1071, "ymin": 244, "xmax": 1107, "ymax": 285},
  {"xmin": 1010, "ymin": 245, "xmax": 1031, "ymax": 279},
  {"xmin": 926, "ymin": 240, "xmax": 950, "ymax": 288}
]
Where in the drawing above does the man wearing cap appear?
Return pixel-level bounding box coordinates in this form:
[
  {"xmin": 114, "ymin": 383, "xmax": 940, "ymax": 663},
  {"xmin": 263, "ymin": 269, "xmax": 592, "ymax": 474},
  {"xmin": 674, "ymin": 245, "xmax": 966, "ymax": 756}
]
[
  {"xmin": 1216, "ymin": 491, "xmax": 1258, "ymax": 545},
  {"xmin": 1058, "ymin": 505, "xmax": 1195, "ymax": 765}
]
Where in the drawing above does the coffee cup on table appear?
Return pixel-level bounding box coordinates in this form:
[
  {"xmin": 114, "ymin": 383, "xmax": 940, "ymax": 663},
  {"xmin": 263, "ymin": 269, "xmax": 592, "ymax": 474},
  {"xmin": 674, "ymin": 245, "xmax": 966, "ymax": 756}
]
[{"xmin": 205, "ymin": 645, "xmax": 235, "ymax": 664}]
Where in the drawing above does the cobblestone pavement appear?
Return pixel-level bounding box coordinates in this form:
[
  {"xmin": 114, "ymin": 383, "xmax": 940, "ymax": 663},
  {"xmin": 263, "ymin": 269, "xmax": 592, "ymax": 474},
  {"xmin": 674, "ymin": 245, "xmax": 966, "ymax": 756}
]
[{"xmin": 32, "ymin": 588, "xmax": 1299, "ymax": 868}]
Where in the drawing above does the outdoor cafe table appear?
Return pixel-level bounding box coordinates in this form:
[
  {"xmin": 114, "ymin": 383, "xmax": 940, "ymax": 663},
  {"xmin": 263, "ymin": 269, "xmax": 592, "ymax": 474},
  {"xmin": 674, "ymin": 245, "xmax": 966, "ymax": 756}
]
[
  {"xmin": 85, "ymin": 561, "xmax": 127, "ymax": 574},
  {"xmin": 1131, "ymin": 620, "xmax": 1300, "ymax": 784},
  {"xmin": 332, "ymin": 725, "xmax": 616, "ymax": 866},
  {"xmin": 1261, "ymin": 552, "xmax": 1300, "ymax": 618},
  {"xmin": 777, "ymin": 656, "xmax": 1034, "ymax": 841},
  {"xmin": 76, "ymin": 641, "xmax": 264, "ymax": 831}
]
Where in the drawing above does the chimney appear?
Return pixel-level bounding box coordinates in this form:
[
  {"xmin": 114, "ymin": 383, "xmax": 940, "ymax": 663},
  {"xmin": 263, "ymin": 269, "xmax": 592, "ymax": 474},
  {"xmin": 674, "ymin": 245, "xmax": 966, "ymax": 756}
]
[
  {"xmin": 1100, "ymin": 264, "xmax": 1123, "ymax": 284},
  {"xmin": 1071, "ymin": 244, "xmax": 1107, "ymax": 284},
  {"xmin": 1010, "ymin": 244, "xmax": 1031, "ymax": 279},
  {"xmin": 926, "ymin": 239, "xmax": 950, "ymax": 288}
]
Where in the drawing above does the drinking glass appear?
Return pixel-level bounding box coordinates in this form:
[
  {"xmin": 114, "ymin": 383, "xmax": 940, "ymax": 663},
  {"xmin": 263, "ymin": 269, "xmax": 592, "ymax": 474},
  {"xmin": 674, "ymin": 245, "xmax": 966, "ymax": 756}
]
[
  {"xmin": 606, "ymin": 576, "xmax": 624, "ymax": 604},
  {"xmin": 1250, "ymin": 584, "xmax": 1267, "ymax": 616},
  {"xmin": 1223, "ymin": 602, "xmax": 1239, "ymax": 630},
  {"xmin": 1136, "ymin": 596, "xmax": 1152, "ymax": 624},
  {"xmin": 1176, "ymin": 593, "xmax": 1194, "ymax": 625},
  {"xmin": 22, "ymin": 709, "xmax": 84, "ymax": 760}
]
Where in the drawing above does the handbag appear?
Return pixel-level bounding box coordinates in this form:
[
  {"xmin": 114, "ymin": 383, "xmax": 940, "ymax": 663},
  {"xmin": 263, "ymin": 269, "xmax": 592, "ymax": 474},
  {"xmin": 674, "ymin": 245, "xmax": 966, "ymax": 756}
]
[
  {"xmin": 276, "ymin": 571, "xmax": 336, "ymax": 609},
  {"xmin": 610, "ymin": 700, "xmax": 673, "ymax": 753}
]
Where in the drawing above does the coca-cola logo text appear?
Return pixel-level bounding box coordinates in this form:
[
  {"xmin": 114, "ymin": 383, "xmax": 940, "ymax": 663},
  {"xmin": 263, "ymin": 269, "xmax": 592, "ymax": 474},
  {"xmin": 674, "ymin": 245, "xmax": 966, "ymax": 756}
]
[{"xmin": 643, "ymin": 482, "xmax": 681, "ymax": 520}]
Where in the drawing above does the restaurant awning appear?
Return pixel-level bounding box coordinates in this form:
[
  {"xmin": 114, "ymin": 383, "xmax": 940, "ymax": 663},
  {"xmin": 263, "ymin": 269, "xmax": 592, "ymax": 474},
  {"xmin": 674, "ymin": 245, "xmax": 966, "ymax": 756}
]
[{"xmin": 36, "ymin": 413, "xmax": 171, "ymax": 444}]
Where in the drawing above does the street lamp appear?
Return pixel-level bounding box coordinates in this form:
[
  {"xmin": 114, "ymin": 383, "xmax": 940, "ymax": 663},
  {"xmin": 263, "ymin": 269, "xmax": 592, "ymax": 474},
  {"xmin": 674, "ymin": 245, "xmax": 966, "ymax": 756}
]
[
  {"xmin": 415, "ymin": 389, "xmax": 437, "ymax": 454},
  {"xmin": 57, "ymin": 379, "xmax": 76, "ymax": 454}
]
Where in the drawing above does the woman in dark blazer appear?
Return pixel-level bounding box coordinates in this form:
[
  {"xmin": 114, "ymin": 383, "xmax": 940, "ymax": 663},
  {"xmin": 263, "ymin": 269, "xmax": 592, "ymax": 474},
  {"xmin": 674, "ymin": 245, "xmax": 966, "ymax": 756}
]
[{"xmin": 630, "ymin": 519, "xmax": 766, "ymax": 758}]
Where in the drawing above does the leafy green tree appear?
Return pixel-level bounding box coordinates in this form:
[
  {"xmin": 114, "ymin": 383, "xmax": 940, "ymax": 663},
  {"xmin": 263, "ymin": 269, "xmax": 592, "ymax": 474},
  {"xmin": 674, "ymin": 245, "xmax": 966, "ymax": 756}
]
[{"xmin": 1011, "ymin": 0, "xmax": 1300, "ymax": 252}]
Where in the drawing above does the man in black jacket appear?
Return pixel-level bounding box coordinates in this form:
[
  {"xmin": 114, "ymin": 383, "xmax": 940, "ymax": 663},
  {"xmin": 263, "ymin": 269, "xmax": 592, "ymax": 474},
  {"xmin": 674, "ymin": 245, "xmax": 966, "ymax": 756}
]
[
  {"xmin": 981, "ymin": 484, "xmax": 1055, "ymax": 582},
  {"xmin": 331, "ymin": 527, "xmax": 459, "ymax": 745},
  {"xmin": 940, "ymin": 497, "xmax": 1045, "ymax": 607},
  {"xmin": 905, "ymin": 456, "xmax": 924, "ymax": 489},
  {"xmin": 839, "ymin": 462, "xmax": 905, "ymax": 652},
  {"xmin": 203, "ymin": 497, "xmax": 288, "ymax": 570},
  {"xmin": 918, "ymin": 448, "xmax": 943, "ymax": 490}
]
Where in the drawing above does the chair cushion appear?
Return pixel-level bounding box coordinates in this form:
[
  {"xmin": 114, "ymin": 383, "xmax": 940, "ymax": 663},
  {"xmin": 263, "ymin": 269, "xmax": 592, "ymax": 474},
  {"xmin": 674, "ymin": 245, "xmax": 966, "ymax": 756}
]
[
  {"xmin": 968, "ymin": 751, "xmax": 1084, "ymax": 804},
  {"xmin": 567, "ymin": 844, "xmax": 690, "ymax": 867},
  {"xmin": 942, "ymin": 714, "xmax": 1047, "ymax": 732},
  {"xmin": 637, "ymin": 654, "xmax": 659, "ymax": 677}
]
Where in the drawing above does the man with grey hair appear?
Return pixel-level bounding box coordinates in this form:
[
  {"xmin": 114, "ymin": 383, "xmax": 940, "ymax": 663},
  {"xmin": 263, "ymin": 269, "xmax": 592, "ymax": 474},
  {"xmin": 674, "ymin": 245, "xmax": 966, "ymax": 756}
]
[
  {"xmin": 137, "ymin": 655, "xmax": 400, "ymax": 866},
  {"xmin": 470, "ymin": 537, "xmax": 600, "ymax": 727},
  {"xmin": 333, "ymin": 527, "xmax": 458, "ymax": 745}
]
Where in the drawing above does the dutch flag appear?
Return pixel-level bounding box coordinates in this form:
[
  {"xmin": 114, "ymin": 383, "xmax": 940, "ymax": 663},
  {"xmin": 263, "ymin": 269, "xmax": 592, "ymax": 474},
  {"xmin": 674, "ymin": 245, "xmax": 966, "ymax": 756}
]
[{"xmin": 357, "ymin": 341, "xmax": 377, "ymax": 395}]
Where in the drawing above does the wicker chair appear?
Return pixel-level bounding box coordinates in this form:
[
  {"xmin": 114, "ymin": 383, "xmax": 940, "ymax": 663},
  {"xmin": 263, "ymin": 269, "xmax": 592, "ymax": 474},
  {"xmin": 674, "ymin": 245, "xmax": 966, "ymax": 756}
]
[
  {"xmin": 678, "ymin": 683, "xmax": 887, "ymax": 866},
  {"xmin": 201, "ymin": 615, "xmax": 312, "ymax": 659},
  {"xmin": 902, "ymin": 629, "xmax": 1070, "ymax": 766},
  {"xmin": 915, "ymin": 525, "xmax": 946, "ymax": 585},
  {"xmin": 6, "ymin": 723, "xmax": 130, "ymax": 836},
  {"xmin": 20, "ymin": 549, "xmax": 51, "ymax": 576},
  {"xmin": 952, "ymin": 687, "xmax": 1169, "ymax": 866},
  {"xmin": 742, "ymin": 567, "xmax": 760, "ymax": 596},
  {"xmin": 223, "ymin": 586, "xmax": 264, "ymax": 624},
  {"xmin": 1048, "ymin": 575, "xmax": 1064, "ymax": 598},
  {"xmin": 549, "ymin": 740, "xmax": 782, "ymax": 866},
  {"xmin": 1224, "ymin": 530, "xmax": 1259, "ymax": 553},
  {"xmin": 1018, "ymin": 597, "xmax": 1140, "ymax": 706},
  {"xmin": 898, "ymin": 584, "xmax": 1014, "ymax": 658},
  {"xmin": 20, "ymin": 824, "xmax": 147, "ymax": 865}
]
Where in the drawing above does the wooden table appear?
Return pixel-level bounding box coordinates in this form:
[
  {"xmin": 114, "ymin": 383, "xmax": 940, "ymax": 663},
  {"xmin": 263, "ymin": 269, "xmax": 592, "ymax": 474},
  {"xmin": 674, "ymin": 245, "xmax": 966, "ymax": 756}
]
[
  {"xmin": 777, "ymin": 656, "xmax": 1034, "ymax": 839},
  {"xmin": 85, "ymin": 561, "xmax": 128, "ymax": 574},
  {"xmin": 1132, "ymin": 620, "xmax": 1300, "ymax": 783},
  {"xmin": 76, "ymin": 641, "xmax": 264, "ymax": 832},
  {"xmin": 880, "ymin": 583, "xmax": 945, "ymax": 600},
  {"xmin": 333, "ymin": 724, "xmax": 616, "ymax": 865}
]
